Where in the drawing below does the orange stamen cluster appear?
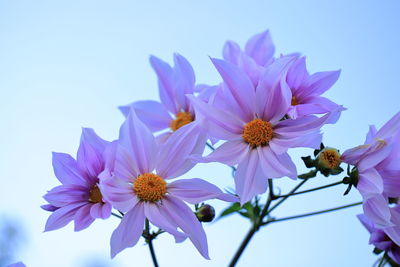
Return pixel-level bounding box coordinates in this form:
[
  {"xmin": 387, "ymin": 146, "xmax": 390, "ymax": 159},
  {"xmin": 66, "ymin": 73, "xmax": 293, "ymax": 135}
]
[
  {"xmin": 318, "ymin": 148, "xmax": 341, "ymax": 169},
  {"xmin": 291, "ymin": 96, "xmax": 299, "ymax": 106},
  {"xmin": 242, "ymin": 119, "xmax": 274, "ymax": 147},
  {"xmin": 170, "ymin": 112, "xmax": 193, "ymax": 131},
  {"xmin": 89, "ymin": 184, "xmax": 104, "ymax": 203},
  {"xmin": 133, "ymin": 173, "xmax": 167, "ymax": 202}
]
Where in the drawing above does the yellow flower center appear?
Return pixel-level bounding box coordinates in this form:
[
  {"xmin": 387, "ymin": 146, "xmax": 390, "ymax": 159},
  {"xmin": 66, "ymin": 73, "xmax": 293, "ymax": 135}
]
[
  {"xmin": 133, "ymin": 173, "xmax": 167, "ymax": 202},
  {"xmin": 318, "ymin": 148, "xmax": 341, "ymax": 169},
  {"xmin": 242, "ymin": 119, "xmax": 274, "ymax": 147},
  {"xmin": 170, "ymin": 112, "xmax": 193, "ymax": 131},
  {"xmin": 291, "ymin": 96, "xmax": 299, "ymax": 106},
  {"xmin": 89, "ymin": 184, "xmax": 104, "ymax": 203}
]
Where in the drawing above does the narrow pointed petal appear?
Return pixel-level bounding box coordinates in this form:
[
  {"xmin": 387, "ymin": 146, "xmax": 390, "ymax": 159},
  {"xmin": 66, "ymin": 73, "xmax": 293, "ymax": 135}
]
[
  {"xmin": 303, "ymin": 70, "xmax": 341, "ymax": 97},
  {"xmin": 223, "ymin": 40, "xmax": 241, "ymax": 64},
  {"xmin": 168, "ymin": 178, "xmax": 238, "ymax": 204},
  {"xmin": 156, "ymin": 123, "xmax": 206, "ymax": 179},
  {"xmin": 258, "ymin": 147, "xmax": 297, "ymax": 179},
  {"xmin": 144, "ymin": 203, "xmax": 187, "ymax": 243},
  {"xmin": 90, "ymin": 202, "xmax": 112, "ymax": 219},
  {"xmin": 162, "ymin": 196, "xmax": 210, "ymax": 259},
  {"xmin": 150, "ymin": 55, "xmax": 178, "ymax": 114},
  {"xmin": 211, "ymin": 58, "xmax": 256, "ymax": 121},
  {"xmin": 110, "ymin": 202, "xmax": 145, "ymax": 258},
  {"xmin": 192, "ymin": 139, "xmax": 248, "ymax": 166},
  {"xmin": 77, "ymin": 141, "xmax": 103, "ymax": 182},
  {"xmin": 52, "ymin": 152, "xmax": 87, "ymax": 186},
  {"xmin": 270, "ymin": 131, "xmax": 322, "ymax": 154},
  {"xmin": 235, "ymin": 149, "xmax": 269, "ymax": 205},
  {"xmin": 119, "ymin": 109, "xmax": 157, "ymax": 174},
  {"xmin": 255, "ymin": 56, "xmax": 295, "ymax": 123},
  {"xmin": 244, "ymin": 30, "xmax": 275, "ymax": 66},
  {"xmin": 357, "ymin": 169, "xmax": 384, "ymax": 196},
  {"xmin": 385, "ymin": 227, "xmax": 400, "ymax": 247},
  {"xmin": 358, "ymin": 140, "xmax": 392, "ymax": 171},
  {"xmin": 99, "ymin": 175, "xmax": 138, "ymax": 212},
  {"xmin": 376, "ymin": 112, "xmax": 400, "ymax": 139},
  {"xmin": 43, "ymin": 184, "xmax": 88, "ymax": 207},
  {"xmin": 363, "ymin": 195, "xmax": 392, "ymax": 227},
  {"xmin": 287, "ymin": 57, "xmax": 307, "ymax": 91},
  {"xmin": 44, "ymin": 202, "xmax": 86, "ymax": 231},
  {"xmin": 74, "ymin": 204, "xmax": 95, "ymax": 231},
  {"xmin": 119, "ymin": 100, "xmax": 172, "ymax": 132},
  {"xmin": 188, "ymin": 95, "xmax": 244, "ymax": 140},
  {"xmin": 173, "ymin": 53, "xmax": 195, "ymax": 110}
]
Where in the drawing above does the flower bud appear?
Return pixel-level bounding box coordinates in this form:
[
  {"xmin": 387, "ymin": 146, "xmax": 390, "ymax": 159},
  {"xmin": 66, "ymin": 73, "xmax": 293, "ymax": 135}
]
[
  {"xmin": 316, "ymin": 147, "xmax": 343, "ymax": 176},
  {"xmin": 195, "ymin": 204, "xmax": 215, "ymax": 223}
]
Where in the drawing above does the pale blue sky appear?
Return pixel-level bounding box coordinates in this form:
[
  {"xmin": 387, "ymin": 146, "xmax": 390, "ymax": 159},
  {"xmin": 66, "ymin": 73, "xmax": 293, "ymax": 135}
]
[{"xmin": 1, "ymin": 1, "xmax": 400, "ymax": 266}]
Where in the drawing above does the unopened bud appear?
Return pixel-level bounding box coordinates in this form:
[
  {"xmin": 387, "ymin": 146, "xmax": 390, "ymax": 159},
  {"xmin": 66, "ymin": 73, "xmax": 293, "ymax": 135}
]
[
  {"xmin": 195, "ymin": 204, "xmax": 215, "ymax": 222},
  {"xmin": 316, "ymin": 147, "xmax": 343, "ymax": 176}
]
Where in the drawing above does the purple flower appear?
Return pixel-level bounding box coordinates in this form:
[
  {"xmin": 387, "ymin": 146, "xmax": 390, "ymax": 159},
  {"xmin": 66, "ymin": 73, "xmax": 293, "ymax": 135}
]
[
  {"xmin": 222, "ymin": 30, "xmax": 275, "ymax": 86},
  {"xmin": 286, "ymin": 57, "xmax": 342, "ymax": 119},
  {"xmin": 358, "ymin": 214, "xmax": 400, "ymax": 264},
  {"xmin": 341, "ymin": 112, "xmax": 400, "ymax": 227},
  {"xmin": 119, "ymin": 54, "xmax": 203, "ymax": 143},
  {"xmin": 43, "ymin": 128, "xmax": 112, "ymax": 232},
  {"xmin": 189, "ymin": 56, "xmax": 343, "ymax": 205},
  {"xmin": 99, "ymin": 110, "xmax": 237, "ymax": 259}
]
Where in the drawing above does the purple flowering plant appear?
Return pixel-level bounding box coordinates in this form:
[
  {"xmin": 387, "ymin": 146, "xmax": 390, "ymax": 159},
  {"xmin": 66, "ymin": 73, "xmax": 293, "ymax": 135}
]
[{"xmin": 41, "ymin": 30, "xmax": 400, "ymax": 266}]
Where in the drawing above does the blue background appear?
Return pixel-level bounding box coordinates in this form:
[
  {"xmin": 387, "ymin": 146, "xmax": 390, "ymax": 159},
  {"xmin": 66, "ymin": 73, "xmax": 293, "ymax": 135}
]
[{"xmin": 1, "ymin": 1, "xmax": 399, "ymax": 266}]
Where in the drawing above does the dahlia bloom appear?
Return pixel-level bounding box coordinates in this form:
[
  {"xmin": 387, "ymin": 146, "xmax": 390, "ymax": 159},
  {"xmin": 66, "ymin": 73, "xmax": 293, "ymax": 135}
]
[
  {"xmin": 190, "ymin": 56, "xmax": 343, "ymax": 205},
  {"xmin": 119, "ymin": 54, "xmax": 200, "ymax": 143},
  {"xmin": 223, "ymin": 30, "xmax": 342, "ymax": 119},
  {"xmin": 358, "ymin": 214, "xmax": 400, "ymax": 264},
  {"xmin": 43, "ymin": 128, "xmax": 112, "ymax": 232},
  {"xmin": 100, "ymin": 110, "xmax": 237, "ymax": 258},
  {"xmin": 286, "ymin": 57, "xmax": 341, "ymax": 119},
  {"xmin": 341, "ymin": 112, "xmax": 400, "ymax": 227}
]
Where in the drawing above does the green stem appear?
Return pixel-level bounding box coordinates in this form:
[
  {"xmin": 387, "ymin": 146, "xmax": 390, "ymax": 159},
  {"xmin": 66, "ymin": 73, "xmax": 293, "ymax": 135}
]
[
  {"xmin": 264, "ymin": 201, "xmax": 362, "ymax": 225},
  {"xmin": 275, "ymin": 180, "xmax": 343, "ymax": 199}
]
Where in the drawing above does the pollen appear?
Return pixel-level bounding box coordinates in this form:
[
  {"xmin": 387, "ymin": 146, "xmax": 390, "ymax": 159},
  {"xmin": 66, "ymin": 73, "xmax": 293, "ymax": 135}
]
[
  {"xmin": 133, "ymin": 173, "xmax": 167, "ymax": 202},
  {"xmin": 242, "ymin": 119, "xmax": 274, "ymax": 147},
  {"xmin": 291, "ymin": 96, "xmax": 299, "ymax": 106},
  {"xmin": 170, "ymin": 112, "xmax": 193, "ymax": 131},
  {"xmin": 89, "ymin": 184, "xmax": 104, "ymax": 203},
  {"xmin": 318, "ymin": 148, "xmax": 341, "ymax": 169}
]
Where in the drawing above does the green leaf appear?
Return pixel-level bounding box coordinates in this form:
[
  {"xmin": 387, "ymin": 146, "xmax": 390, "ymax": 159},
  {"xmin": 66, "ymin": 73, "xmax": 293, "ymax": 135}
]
[{"xmin": 219, "ymin": 202, "xmax": 241, "ymax": 218}]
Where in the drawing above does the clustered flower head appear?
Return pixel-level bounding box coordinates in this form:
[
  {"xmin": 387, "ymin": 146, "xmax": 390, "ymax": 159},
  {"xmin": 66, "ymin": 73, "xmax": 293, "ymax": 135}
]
[{"xmin": 40, "ymin": 29, "xmax": 400, "ymax": 265}]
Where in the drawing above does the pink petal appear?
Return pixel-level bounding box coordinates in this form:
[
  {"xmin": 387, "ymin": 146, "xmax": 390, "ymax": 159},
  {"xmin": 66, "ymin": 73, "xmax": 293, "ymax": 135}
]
[
  {"xmin": 358, "ymin": 141, "xmax": 392, "ymax": 171},
  {"xmin": 270, "ymin": 131, "xmax": 322, "ymax": 154},
  {"xmin": 168, "ymin": 178, "xmax": 238, "ymax": 204},
  {"xmin": 44, "ymin": 202, "xmax": 86, "ymax": 232},
  {"xmin": 119, "ymin": 100, "xmax": 172, "ymax": 132},
  {"xmin": 173, "ymin": 53, "xmax": 195, "ymax": 110},
  {"xmin": 144, "ymin": 202, "xmax": 187, "ymax": 243},
  {"xmin": 255, "ymin": 56, "xmax": 295, "ymax": 123},
  {"xmin": 357, "ymin": 169, "xmax": 384, "ymax": 196},
  {"xmin": 287, "ymin": 56, "xmax": 307, "ymax": 91},
  {"xmin": 235, "ymin": 149, "xmax": 269, "ymax": 205},
  {"xmin": 99, "ymin": 175, "xmax": 138, "ymax": 212},
  {"xmin": 43, "ymin": 184, "xmax": 88, "ymax": 207},
  {"xmin": 257, "ymin": 147, "xmax": 297, "ymax": 179},
  {"xmin": 223, "ymin": 40, "xmax": 241, "ymax": 65},
  {"xmin": 110, "ymin": 202, "xmax": 145, "ymax": 258},
  {"xmin": 376, "ymin": 111, "xmax": 400, "ymax": 139},
  {"xmin": 52, "ymin": 152, "xmax": 87, "ymax": 186},
  {"xmin": 188, "ymin": 95, "xmax": 244, "ymax": 140},
  {"xmin": 302, "ymin": 70, "xmax": 341, "ymax": 97},
  {"xmin": 363, "ymin": 195, "xmax": 392, "ymax": 227},
  {"xmin": 192, "ymin": 139, "xmax": 249, "ymax": 166},
  {"xmin": 244, "ymin": 30, "xmax": 275, "ymax": 66},
  {"xmin": 156, "ymin": 123, "xmax": 206, "ymax": 179},
  {"xmin": 74, "ymin": 204, "xmax": 95, "ymax": 231},
  {"xmin": 119, "ymin": 109, "xmax": 157, "ymax": 174},
  {"xmin": 211, "ymin": 58, "xmax": 256, "ymax": 121},
  {"xmin": 90, "ymin": 202, "xmax": 112, "ymax": 219},
  {"xmin": 162, "ymin": 195, "xmax": 210, "ymax": 259},
  {"xmin": 150, "ymin": 55, "xmax": 177, "ymax": 114}
]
